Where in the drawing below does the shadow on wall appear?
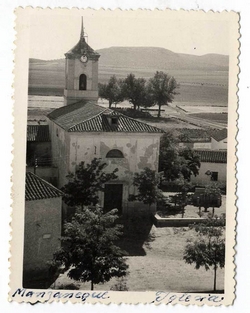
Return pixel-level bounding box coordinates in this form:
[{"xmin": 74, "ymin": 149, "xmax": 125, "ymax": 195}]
[
  {"xmin": 117, "ymin": 214, "xmax": 154, "ymax": 256},
  {"xmin": 23, "ymin": 267, "xmax": 60, "ymax": 289}
]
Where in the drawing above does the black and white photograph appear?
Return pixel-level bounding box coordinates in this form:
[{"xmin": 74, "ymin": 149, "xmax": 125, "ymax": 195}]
[{"xmin": 10, "ymin": 8, "xmax": 238, "ymax": 305}]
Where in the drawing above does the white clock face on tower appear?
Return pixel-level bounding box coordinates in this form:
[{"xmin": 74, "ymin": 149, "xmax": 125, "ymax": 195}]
[{"xmin": 80, "ymin": 55, "xmax": 88, "ymax": 63}]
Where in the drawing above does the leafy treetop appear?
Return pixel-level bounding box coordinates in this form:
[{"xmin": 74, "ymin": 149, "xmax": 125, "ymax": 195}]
[
  {"xmin": 122, "ymin": 73, "xmax": 153, "ymax": 111},
  {"xmin": 51, "ymin": 205, "xmax": 128, "ymax": 290},
  {"xmin": 183, "ymin": 214, "xmax": 225, "ymax": 291},
  {"xmin": 129, "ymin": 167, "xmax": 163, "ymax": 206},
  {"xmin": 148, "ymin": 71, "xmax": 178, "ymax": 117},
  {"xmin": 99, "ymin": 75, "xmax": 124, "ymax": 108}
]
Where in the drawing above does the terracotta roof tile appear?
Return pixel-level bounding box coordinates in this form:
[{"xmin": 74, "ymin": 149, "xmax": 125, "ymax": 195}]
[
  {"xmin": 25, "ymin": 172, "xmax": 62, "ymax": 201},
  {"xmin": 27, "ymin": 125, "xmax": 50, "ymax": 142},
  {"xmin": 65, "ymin": 38, "xmax": 100, "ymax": 60},
  {"xmin": 194, "ymin": 150, "xmax": 227, "ymax": 163},
  {"xmin": 47, "ymin": 101, "xmax": 164, "ymax": 134}
]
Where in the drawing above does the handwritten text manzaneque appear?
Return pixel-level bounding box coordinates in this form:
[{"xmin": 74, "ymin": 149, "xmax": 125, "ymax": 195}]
[{"xmin": 12, "ymin": 288, "xmax": 224, "ymax": 304}]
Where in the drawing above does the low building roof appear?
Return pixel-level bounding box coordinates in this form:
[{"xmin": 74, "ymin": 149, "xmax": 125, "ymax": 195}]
[
  {"xmin": 25, "ymin": 172, "xmax": 62, "ymax": 201},
  {"xmin": 27, "ymin": 125, "xmax": 50, "ymax": 142},
  {"xmin": 47, "ymin": 100, "xmax": 164, "ymax": 134},
  {"xmin": 194, "ymin": 150, "xmax": 227, "ymax": 163},
  {"xmin": 210, "ymin": 128, "xmax": 227, "ymax": 142}
]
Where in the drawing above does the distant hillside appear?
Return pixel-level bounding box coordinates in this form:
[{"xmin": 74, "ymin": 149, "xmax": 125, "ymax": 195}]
[
  {"xmin": 96, "ymin": 47, "xmax": 229, "ymax": 71},
  {"xmin": 29, "ymin": 46, "xmax": 229, "ymax": 73}
]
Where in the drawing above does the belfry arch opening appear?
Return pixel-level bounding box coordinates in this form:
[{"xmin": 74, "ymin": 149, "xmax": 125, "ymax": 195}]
[{"xmin": 79, "ymin": 74, "xmax": 87, "ymax": 90}]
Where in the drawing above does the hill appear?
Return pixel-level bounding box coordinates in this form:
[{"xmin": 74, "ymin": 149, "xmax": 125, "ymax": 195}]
[{"xmin": 96, "ymin": 47, "xmax": 229, "ymax": 71}]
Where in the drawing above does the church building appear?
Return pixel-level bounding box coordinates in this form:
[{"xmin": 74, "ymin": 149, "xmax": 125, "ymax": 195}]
[{"xmin": 47, "ymin": 20, "xmax": 164, "ymax": 216}]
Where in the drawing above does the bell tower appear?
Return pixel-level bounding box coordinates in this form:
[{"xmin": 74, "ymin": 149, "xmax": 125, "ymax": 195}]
[{"xmin": 64, "ymin": 18, "xmax": 100, "ymax": 105}]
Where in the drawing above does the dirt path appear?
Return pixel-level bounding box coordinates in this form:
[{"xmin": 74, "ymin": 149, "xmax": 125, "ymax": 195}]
[{"xmin": 53, "ymin": 226, "xmax": 224, "ymax": 292}]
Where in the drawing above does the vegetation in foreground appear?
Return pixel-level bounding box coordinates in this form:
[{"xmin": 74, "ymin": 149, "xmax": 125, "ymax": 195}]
[
  {"xmin": 51, "ymin": 205, "xmax": 128, "ymax": 291},
  {"xmin": 184, "ymin": 215, "xmax": 225, "ymax": 291},
  {"xmin": 53, "ymin": 222, "xmax": 225, "ymax": 292}
]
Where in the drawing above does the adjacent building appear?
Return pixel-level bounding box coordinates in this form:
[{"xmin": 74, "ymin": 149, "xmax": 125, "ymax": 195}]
[
  {"xmin": 23, "ymin": 172, "xmax": 62, "ymax": 286},
  {"xmin": 190, "ymin": 150, "xmax": 227, "ymax": 186},
  {"xmin": 210, "ymin": 128, "xmax": 227, "ymax": 150}
]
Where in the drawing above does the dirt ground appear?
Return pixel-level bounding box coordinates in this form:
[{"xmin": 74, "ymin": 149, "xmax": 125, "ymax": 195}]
[{"xmin": 52, "ymin": 225, "xmax": 224, "ymax": 292}]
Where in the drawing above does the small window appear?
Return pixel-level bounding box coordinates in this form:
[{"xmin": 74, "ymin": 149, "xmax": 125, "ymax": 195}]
[
  {"xmin": 79, "ymin": 74, "xmax": 87, "ymax": 90},
  {"xmin": 106, "ymin": 149, "xmax": 124, "ymax": 158},
  {"xmin": 211, "ymin": 172, "xmax": 218, "ymax": 181},
  {"xmin": 111, "ymin": 117, "xmax": 118, "ymax": 126}
]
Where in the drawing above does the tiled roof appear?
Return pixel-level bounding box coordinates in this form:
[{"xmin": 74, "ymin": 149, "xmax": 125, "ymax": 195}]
[
  {"xmin": 25, "ymin": 172, "xmax": 62, "ymax": 201},
  {"xmin": 65, "ymin": 38, "xmax": 100, "ymax": 60},
  {"xmin": 27, "ymin": 125, "xmax": 50, "ymax": 142},
  {"xmin": 194, "ymin": 150, "xmax": 227, "ymax": 163},
  {"xmin": 210, "ymin": 128, "xmax": 227, "ymax": 142},
  {"xmin": 47, "ymin": 101, "xmax": 164, "ymax": 134}
]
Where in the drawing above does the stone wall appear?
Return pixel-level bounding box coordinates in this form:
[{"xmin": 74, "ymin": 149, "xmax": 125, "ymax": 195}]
[{"xmin": 23, "ymin": 197, "xmax": 62, "ymax": 286}]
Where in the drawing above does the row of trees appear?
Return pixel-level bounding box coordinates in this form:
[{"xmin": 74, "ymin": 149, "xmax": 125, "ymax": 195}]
[{"xmin": 99, "ymin": 71, "xmax": 178, "ymax": 118}]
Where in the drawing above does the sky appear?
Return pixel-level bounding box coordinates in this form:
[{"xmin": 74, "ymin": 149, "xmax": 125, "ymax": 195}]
[{"xmin": 29, "ymin": 9, "xmax": 231, "ymax": 60}]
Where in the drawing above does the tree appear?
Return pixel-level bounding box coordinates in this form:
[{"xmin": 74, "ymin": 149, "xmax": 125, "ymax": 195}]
[
  {"xmin": 62, "ymin": 158, "xmax": 118, "ymax": 209},
  {"xmin": 202, "ymin": 184, "xmax": 222, "ymax": 214},
  {"xmin": 148, "ymin": 71, "xmax": 178, "ymax": 117},
  {"xmin": 159, "ymin": 133, "xmax": 200, "ymax": 182},
  {"xmin": 122, "ymin": 73, "xmax": 152, "ymax": 111},
  {"xmin": 99, "ymin": 75, "xmax": 124, "ymax": 108},
  {"xmin": 51, "ymin": 205, "xmax": 128, "ymax": 290},
  {"xmin": 183, "ymin": 215, "xmax": 225, "ymax": 291},
  {"xmin": 159, "ymin": 132, "xmax": 181, "ymax": 181},
  {"xmin": 129, "ymin": 168, "xmax": 163, "ymax": 211},
  {"xmin": 178, "ymin": 148, "xmax": 201, "ymax": 181}
]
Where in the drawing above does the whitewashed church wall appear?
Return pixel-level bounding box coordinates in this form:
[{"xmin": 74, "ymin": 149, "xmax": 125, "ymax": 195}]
[{"xmin": 68, "ymin": 132, "xmax": 162, "ymax": 211}]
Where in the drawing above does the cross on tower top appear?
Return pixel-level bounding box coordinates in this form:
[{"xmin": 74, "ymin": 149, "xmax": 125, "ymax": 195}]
[{"xmin": 80, "ymin": 16, "xmax": 85, "ymax": 40}]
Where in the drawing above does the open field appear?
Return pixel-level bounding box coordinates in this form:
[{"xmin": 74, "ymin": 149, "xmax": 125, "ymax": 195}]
[
  {"xmin": 178, "ymin": 105, "xmax": 228, "ymax": 113},
  {"xmin": 28, "ymin": 82, "xmax": 228, "ymax": 107},
  {"xmin": 53, "ymin": 225, "xmax": 224, "ymax": 292},
  {"xmin": 189, "ymin": 113, "xmax": 228, "ymax": 124},
  {"xmin": 138, "ymin": 117, "xmax": 199, "ymax": 131}
]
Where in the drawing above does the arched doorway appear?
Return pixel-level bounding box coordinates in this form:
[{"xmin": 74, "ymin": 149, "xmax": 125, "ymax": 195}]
[{"xmin": 79, "ymin": 74, "xmax": 87, "ymax": 90}]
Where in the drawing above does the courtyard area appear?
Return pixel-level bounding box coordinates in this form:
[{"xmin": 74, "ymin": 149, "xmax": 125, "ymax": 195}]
[
  {"xmin": 52, "ymin": 223, "xmax": 224, "ymax": 293},
  {"xmin": 158, "ymin": 194, "xmax": 226, "ymax": 218}
]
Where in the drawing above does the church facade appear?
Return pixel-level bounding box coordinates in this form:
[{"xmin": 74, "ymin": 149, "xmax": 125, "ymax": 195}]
[{"xmin": 47, "ymin": 21, "xmax": 164, "ymax": 216}]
